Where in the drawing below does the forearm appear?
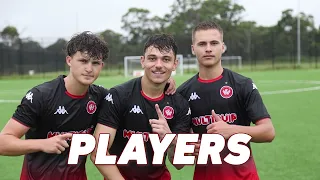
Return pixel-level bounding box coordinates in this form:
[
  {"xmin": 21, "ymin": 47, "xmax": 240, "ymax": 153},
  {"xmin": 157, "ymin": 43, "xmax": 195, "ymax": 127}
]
[
  {"xmin": 168, "ymin": 136, "xmax": 184, "ymax": 170},
  {"xmin": 91, "ymin": 152, "xmax": 125, "ymax": 180},
  {"xmin": 0, "ymin": 134, "xmax": 42, "ymax": 156},
  {"xmin": 233, "ymin": 123, "xmax": 275, "ymax": 143},
  {"xmin": 96, "ymin": 164, "xmax": 124, "ymax": 180}
]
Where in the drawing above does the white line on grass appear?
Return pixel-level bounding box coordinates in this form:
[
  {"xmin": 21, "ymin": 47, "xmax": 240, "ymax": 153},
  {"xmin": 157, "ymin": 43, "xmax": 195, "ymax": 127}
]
[
  {"xmin": 258, "ymin": 80, "xmax": 320, "ymax": 85},
  {"xmin": 260, "ymin": 86, "xmax": 320, "ymax": 95},
  {"xmin": 0, "ymin": 100, "xmax": 20, "ymax": 103}
]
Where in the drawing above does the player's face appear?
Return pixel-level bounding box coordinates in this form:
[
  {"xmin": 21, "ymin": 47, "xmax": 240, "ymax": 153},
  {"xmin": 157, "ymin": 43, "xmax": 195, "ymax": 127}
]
[
  {"xmin": 66, "ymin": 51, "xmax": 104, "ymax": 86},
  {"xmin": 192, "ymin": 29, "xmax": 225, "ymax": 67},
  {"xmin": 141, "ymin": 46, "xmax": 177, "ymax": 84}
]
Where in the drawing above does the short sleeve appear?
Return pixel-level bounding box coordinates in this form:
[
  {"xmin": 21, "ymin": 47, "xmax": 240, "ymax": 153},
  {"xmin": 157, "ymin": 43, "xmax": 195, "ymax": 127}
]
[
  {"xmin": 242, "ymin": 79, "xmax": 271, "ymax": 123},
  {"xmin": 171, "ymin": 96, "xmax": 192, "ymax": 133},
  {"xmin": 176, "ymin": 85, "xmax": 188, "ymax": 100},
  {"xmin": 97, "ymin": 88, "xmax": 124, "ymax": 129},
  {"xmin": 97, "ymin": 85, "xmax": 109, "ymax": 103},
  {"xmin": 12, "ymin": 88, "xmax": 43, "ymax": 128},
  {"xmin": 96, "ymin": 84, "xmax": 108, "ymax": 96}
]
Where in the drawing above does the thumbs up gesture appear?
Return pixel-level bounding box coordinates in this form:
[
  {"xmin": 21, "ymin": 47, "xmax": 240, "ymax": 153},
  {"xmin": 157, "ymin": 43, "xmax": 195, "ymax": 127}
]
[
  {"xmin": 206, "ymin": 110, "xmax": 235, "ymax": 139},
  {"xmin": 149, "ymin": 104, "xmax": 172, "ymax": 139}
]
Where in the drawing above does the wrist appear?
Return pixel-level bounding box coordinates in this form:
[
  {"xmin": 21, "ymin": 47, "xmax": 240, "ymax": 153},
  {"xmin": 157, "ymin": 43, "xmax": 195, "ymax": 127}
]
[
  {"xmin": 231, "ymin": 125, "xmax": 250, "ymax": 137},
  {"xmin": 32, "ymin": 139, "xmax": 44, "ymax": 152}
]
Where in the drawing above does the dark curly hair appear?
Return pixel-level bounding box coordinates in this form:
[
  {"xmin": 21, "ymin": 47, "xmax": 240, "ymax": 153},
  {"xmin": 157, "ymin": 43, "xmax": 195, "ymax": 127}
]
[
  {"xmin": 143, "ymin": 34, "xmax": 178, "ymax": 57},
  {"xmin": 65, "ymin": 31, "xmax": 109, "ymax": 61}
]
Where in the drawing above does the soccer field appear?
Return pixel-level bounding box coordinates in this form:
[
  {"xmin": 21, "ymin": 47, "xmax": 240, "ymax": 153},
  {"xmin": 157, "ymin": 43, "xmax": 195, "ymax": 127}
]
[{"xmin": 0, "ymin": 69, "xmax": 319, "ymax": 180}]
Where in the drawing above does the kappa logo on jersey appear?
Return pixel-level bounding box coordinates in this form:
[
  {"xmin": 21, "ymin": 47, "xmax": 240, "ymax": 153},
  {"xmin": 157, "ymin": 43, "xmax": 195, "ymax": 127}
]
[
  {"xmin": 188, "ymin": 92, "xmax": 200, "ymax": 101},
  {"xmin": 163, "ymin": 106, "xmax": 174, "ymax": 119},
  {"xmin": 105, "ymin": 93, "xmax": 114, "ymax": 104},
  {"xmin": 252, "ymin": 82, "xmax": 258, "ymax": 90},
  {"xmin": 47, "ymin": 125, "xmax": 94, "ymax": 139},
  {"xmin": 87, "ymin": 100, "xmax": 97, "ymax": 114},
  {"xmin": 186, "ymin": 108, "xmax": 191, "ymax": 115},
  {"xmin": 123, "ymin": 129, "xmax": 149, "ymax": 142},
  {"xmin": 220, "ymin": 86, "xmax": 233, "ymax": 99},
  {"xmin": 130, "ymin": 105, "xmax": 144, "ymax": 114},
  {"xmin": 54, "ymin": 106, "xmax": 68, "ymax": 114},
  {"xmin": 192, "ymin": 113, "xmax": 238, "ymax": 126},
  {"xmin": 25, "ymin": 92, "xmax": 33, "ymax": 103}
]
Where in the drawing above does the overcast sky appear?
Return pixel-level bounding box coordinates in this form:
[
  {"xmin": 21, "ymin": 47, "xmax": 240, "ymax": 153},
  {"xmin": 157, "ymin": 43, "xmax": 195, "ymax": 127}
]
[{"xmin": 1, "ymin": 0, "xmax": 319, "ymax": 46}]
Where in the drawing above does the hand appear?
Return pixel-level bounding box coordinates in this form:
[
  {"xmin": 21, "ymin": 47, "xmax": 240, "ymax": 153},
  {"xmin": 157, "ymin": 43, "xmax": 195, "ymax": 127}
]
[
  {"xmin": 40, "ymin": 133, "xmax": 73, "ymax": 154},
  {"xmin": 206, "ymin": 110, "xmax": 235, "ymax": 139},
  {"xmin": 165, "ymin": 77, "xmax": 176, "ymax": 95},
  {"xmin": 149, "ymin": 104, "xmax": 172, "ymax": 139},
  {"xmin": 187, "ymin": 140, "xmax": 201, "ymax": 156}
]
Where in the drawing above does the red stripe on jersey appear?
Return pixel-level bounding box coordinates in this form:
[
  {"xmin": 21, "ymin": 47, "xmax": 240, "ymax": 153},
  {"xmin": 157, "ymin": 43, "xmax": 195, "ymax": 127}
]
[
  {"xmin": 20, "ymin": 160, "xmax": 29, "ymax": 180},
  {"xmin": 65, "ymin": 90, "xmax": 87, "ymax": 99},
  {"xmin": 20, "ymin": 157, "xmax": 88, "ymax": 180},
  {"xmin": 198, "ymin": 75, "xmax": 223, "ymax": 83},
  {"xmin": 140, "ymin": 90, "xmax": 164, "ymax": 102},
  {"xmin": 104, "ymin": 167, "xmax": 171, "ymax": 180},
  {"xmin": 193, "ymin": 156, "xmax": 259, "ymax": 180}
]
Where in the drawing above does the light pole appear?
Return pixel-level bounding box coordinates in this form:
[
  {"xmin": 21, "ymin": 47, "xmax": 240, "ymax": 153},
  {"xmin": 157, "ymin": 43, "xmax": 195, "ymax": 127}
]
[{"xmin": 297, "ymin": 0, "xmax": 301, "ymax": 66}]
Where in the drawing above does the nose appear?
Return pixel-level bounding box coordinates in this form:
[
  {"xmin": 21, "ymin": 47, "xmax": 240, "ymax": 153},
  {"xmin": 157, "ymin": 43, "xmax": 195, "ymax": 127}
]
[
  {"xmin": 205, "ymin": 44, "xmax": 212, "ymax": 53},
  {"xmin": 85, "ymin": 62, "xmax": 93, "ymax": 72},
  {"xmin": 155, "ymin": 58, "xmax": 163, "ymax": 68}
]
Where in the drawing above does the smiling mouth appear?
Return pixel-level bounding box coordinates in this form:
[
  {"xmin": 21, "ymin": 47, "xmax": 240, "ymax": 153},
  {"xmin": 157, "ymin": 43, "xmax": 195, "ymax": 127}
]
[{"xmin": 152, "ymin": 71, "xmax": 165, "ymax": 75}]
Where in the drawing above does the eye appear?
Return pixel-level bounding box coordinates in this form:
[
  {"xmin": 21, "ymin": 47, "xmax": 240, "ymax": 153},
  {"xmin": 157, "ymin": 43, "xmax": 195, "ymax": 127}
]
[
  {"xmin": 163, "ymin": 58, "xmax": 171, "ymax": 62},
  {"xmin": 92, "ymin": 62, "xmax": 101, "ymax": 65},
  {"xmin": 148, "ymin": 57, "xmax": 156, "ymax": 61}
]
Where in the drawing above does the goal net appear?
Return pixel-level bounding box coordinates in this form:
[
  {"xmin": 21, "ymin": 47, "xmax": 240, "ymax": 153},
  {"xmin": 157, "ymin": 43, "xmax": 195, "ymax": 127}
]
[
  {"xmin": 174, "ymin": 55, "xmax": 242, "ymax": 74},
  {"xmin": 221, "ymin": 56, "xmax": 242, "ymax": 69},
  {"xmin": 124, "ymin": 55, "xmax": 184, "ymax": 77},
  {"xmin": 124, "ymin": 55, "xmax": 242, "ymax": 77}
]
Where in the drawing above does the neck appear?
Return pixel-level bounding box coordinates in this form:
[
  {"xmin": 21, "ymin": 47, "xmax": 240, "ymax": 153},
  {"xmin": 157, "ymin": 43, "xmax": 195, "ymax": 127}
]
[
  {"xmin": 64, "ymin": 74, "xmax": 89, "ymax": 96},
  {"xmin": 198, "ymin": 63, "xmax": 223, "ymax": 80},
  {"xmin": 141, "ymin": 76, "xmax": 165, "ymax": 98}
]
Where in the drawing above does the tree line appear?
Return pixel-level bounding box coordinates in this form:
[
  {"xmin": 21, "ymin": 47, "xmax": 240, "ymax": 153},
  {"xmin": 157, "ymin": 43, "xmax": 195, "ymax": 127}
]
[{"xmin": 1, "ymin": 0, "xmax": 319, "ymax": 67}]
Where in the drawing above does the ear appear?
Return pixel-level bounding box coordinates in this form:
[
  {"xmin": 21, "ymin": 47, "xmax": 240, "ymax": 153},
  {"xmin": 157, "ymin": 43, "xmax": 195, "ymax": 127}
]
[
  {"xmin": 222, "ymin": 43, "xmax": 227, "ymax": 54},
  {"xmin": 101, "ymin": 62, "xmax": 105, "ymax": 68},
  {"xmin": 191, "ymin": 45, "xmax": 195, "ymax": 55},
  {"xmin": 66, "ymin": 56, "xmax": 72, "ymax": 67},
  {"xmin": 172, "ymin": 57, "xmax": 178, "ymax": 71},
  {"xmin": 140, "ymin": 56, "xmax": 145, "ymax": 69}
]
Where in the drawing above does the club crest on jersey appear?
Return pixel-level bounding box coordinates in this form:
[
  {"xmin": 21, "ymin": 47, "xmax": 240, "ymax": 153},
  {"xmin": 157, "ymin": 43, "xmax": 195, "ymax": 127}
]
[
  {"xmin": 163, "ymin": 106, "xmax": 174, "ymax": 119},
  {"xmin": 220, "ymin": 85, "xmax": 233, "ymax": 99},
  {"xmin": 86, "ymin": 100, "xmax": 97, "ymax": 114}
]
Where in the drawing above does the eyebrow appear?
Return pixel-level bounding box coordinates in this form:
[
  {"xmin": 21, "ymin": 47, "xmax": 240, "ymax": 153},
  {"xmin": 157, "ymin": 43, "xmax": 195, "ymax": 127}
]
[
  {"xmin": 147, "ymin": 54, "xmax": 172, "ymax": 58},
  {"xmin": 198, "ymin": 40, "xmax": 220, "ymax": 44},
  {"xmin": 78, "ymin": 58, "xmax": 102, "ymax": 62}
]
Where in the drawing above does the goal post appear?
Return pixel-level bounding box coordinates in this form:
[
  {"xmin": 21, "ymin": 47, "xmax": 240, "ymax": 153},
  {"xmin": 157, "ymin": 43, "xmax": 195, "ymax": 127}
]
[
  {"xmin": 123, "ymin": 55, "xmax": 242, "ymax": 77},
  {"xmin": 124, "ymin": 54, "xmax": 184, "ymax": 77},
  {"xmin": 221, "ymin": 56, "xmax": 242, "ymax": 69}
]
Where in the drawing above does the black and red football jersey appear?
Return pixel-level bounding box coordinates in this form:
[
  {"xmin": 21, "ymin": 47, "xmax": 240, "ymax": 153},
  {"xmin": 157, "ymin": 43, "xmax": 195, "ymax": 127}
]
[
  {"xmin": 98, "ymin": 77, "xmax": 192, "ymax": 180},
  {"xmin": 12, "ymin": 75, "xmax": 108, "ymax": 180},
  {"xmin": 177, "ymin": 68, "xmax": 271, "ymax": 180}
]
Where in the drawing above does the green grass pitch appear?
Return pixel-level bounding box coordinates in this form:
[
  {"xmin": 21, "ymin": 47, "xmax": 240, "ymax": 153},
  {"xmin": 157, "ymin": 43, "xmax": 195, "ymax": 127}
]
[{"xmin": 0, "ymin": 69, "xmax": 320, "ymax": 180}]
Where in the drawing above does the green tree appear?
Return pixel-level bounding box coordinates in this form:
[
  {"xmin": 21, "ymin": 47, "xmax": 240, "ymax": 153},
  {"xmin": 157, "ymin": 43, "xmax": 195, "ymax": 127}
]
[{"xmin": 1, "ymin": 25, "xmax": 19, "ymax": 46}]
